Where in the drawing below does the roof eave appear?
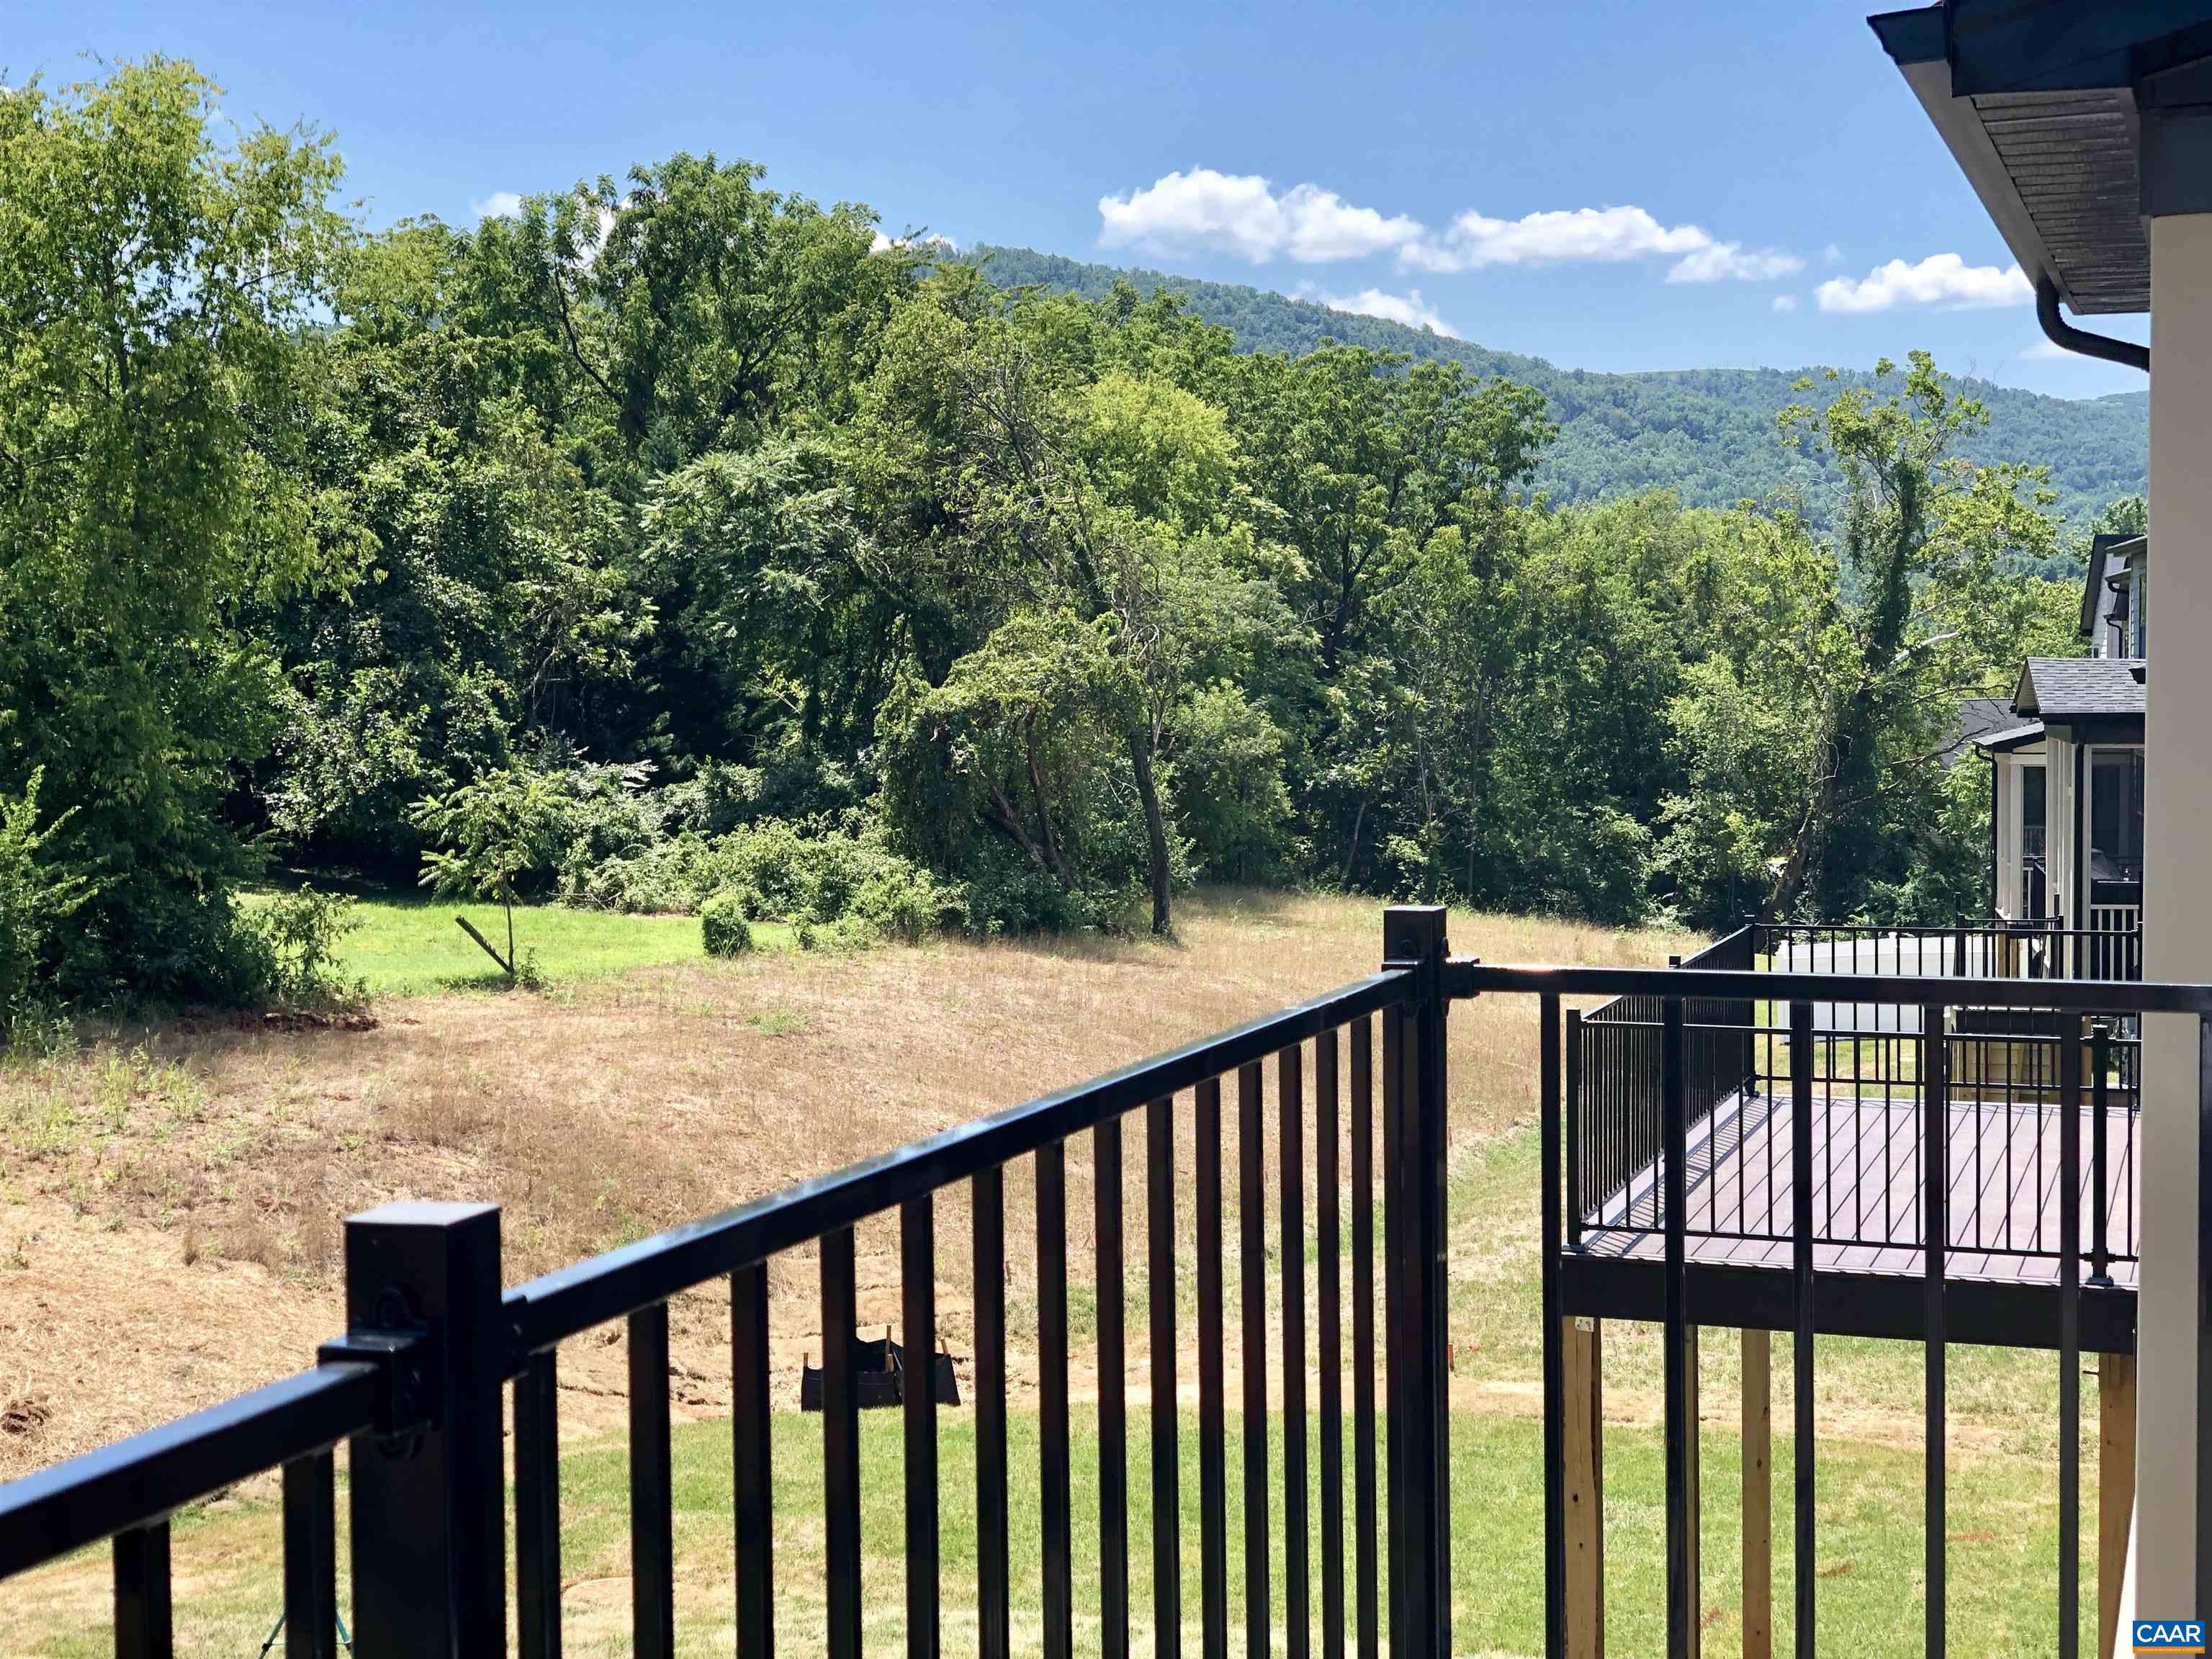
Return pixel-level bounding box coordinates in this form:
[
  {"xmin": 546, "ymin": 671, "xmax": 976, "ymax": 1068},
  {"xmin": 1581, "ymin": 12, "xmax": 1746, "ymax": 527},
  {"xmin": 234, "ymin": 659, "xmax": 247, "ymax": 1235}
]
[{"xmin": 1884, "ymin": 49, "xmax": 2072, "ymax": 302}]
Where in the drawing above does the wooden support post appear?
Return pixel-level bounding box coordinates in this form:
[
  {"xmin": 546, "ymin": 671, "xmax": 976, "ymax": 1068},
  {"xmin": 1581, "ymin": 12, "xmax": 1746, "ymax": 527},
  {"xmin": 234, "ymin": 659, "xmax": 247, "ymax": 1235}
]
[
  {"xmin": 1742, "ymin": 1329, "xmax": 1772, "ymax": 1659},
  {"xmin": 2100, "ymin": 1352, "xmax": 2137, "ymax": 1659},
  {"xmin": 1686, "ymin": 1324, "xmax": 1702, "ymax": 1659},
  {"xmin": 1563, "ymin": 1315, "xmax": 1606, "ymax": 1659}
]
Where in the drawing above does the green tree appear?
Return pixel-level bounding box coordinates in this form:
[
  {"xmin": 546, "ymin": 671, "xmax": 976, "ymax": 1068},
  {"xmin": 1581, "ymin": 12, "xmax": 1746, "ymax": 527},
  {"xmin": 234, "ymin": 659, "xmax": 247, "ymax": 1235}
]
[
  {"xmin": 0, "ymin": 59, "xmax": 351, "ymax": 997},
  {"xmin": 410, "ymin": 764, "xmax": 570, "ymax": 979}
]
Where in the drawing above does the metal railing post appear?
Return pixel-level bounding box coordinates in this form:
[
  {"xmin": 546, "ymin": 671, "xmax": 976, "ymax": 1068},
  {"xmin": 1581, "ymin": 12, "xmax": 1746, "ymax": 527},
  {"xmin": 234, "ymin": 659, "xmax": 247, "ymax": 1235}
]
[
  {"xmin": 1662, "ymin": 997, "xmax": 1694, "ymax": 1659},
  {"xmin": 2198, "ymin": 1015, "xmax": 2212, "ymax": 1623},
  {"xmin": 1382, "ymin": 905, "xmax": 1451, "ymax": 1659},
  {"xmin": 338, "ymin": 1202, "xmax": 507, "ymax": 1658},
  {"xmin": 1540, "ymin": 994, "xmax": 1565, "ymax": 1659},
  {"xmin": 1790, "ymin": 999, "xmax": 1817, "ymax": 1659},
  {"xmin": 1923, "ymin": 1003, "xmax": 1948, "ymax": 1659}
]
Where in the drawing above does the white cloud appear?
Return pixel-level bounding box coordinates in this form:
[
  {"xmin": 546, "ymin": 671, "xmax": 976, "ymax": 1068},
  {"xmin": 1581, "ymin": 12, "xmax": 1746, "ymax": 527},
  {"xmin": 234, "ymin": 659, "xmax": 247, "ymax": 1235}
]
[
  {"xmin": 1276, "ymin": 184, "xmax": 1425, "ymax": 262},
  {"xmin": 1403, "ymin": 204, "xmax": 1713, "ymax": 273},
  {"xmin": 1772, "ymin": 294, "xmax": 1799, "ymax": 313},
  {"xmin": 472, "ymin": 191, "xmax": 525, "ymax": 220},
  {"xmin": 871, "ymin": 230, "xmax": 958, "ymax": 254},
  {"xmin": 1321, "ymin": 287, "xmax": 1459, "ymax": 337},
  {"xmin": 1097, "ymin": 168, "xmax": 1799, "ymax": 290},
  {"xmin": 1815, "ymin": 253, "xmax": 2034, "ymax": 314},
  {"xmin": 1822, "ymin": 242, "xmax": 1844, "ymax": 265},
  {"xmin": 1097, "ymin": 168, "xmax": 1421, "ymax": 264},
  {"xmin": 1666, "ymin": 241, "xmax": 1803, "ymax": 284},
  {"xmin": 2020, "ymin": 337, "xmax": 2072, "ymax": 359}
]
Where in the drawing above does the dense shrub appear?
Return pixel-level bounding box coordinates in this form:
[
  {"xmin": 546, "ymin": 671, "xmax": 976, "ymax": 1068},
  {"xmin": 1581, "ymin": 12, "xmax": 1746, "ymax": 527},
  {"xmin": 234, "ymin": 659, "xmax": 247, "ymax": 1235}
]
[
  {"xmin": 701, "ymin": 895, "xmax": 753, "ymax": 957},
  {"xmin": 235, "ymin": 889, "xmax": 367, "ymax": 1010}
]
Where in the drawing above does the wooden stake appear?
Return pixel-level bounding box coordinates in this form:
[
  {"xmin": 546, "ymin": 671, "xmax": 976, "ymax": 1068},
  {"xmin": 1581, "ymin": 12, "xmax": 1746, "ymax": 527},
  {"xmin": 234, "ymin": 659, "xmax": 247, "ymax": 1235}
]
[
  {"xmin": 2099, "ymin": 1352, "xmax": 2136, "ymax": 1659},
  {"xmin": 1564, "ymin": 1315, "xmax": 1606, "ymax": 1659},
  {"xmin": 1743, "ymin": 1328, "xmax": 1773, "ymax": 1659}
]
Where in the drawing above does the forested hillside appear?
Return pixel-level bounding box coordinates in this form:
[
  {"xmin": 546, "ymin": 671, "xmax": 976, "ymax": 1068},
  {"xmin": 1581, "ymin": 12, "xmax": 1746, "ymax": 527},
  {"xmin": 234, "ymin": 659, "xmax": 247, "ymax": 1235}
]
[
  {"xmin": 972, "ymin": 244, "xmax": 2147, "ymax": 556},
  {"xmin": 0, "ymin": 63, "xmax": 2113, "ymax": 1025}
]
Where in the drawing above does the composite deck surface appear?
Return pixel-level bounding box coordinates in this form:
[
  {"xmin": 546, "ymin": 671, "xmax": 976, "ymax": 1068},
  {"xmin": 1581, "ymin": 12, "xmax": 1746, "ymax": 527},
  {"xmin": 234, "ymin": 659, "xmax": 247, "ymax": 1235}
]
[{"xmin": 1578, "ymin": 1090, "xmax": 2138, "ymax": 1288}]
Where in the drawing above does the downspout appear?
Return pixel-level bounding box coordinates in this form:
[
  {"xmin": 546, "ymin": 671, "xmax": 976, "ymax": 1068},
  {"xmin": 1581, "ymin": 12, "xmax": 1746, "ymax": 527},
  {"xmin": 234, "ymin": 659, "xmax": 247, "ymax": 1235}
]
[
  {"xmin": 2037, "ymin": 277, "xmax": 2151, "ymax": 372},
  {"xmin": 2074, "ymin": 741, "xmax": 2088, "ymax": 943}
]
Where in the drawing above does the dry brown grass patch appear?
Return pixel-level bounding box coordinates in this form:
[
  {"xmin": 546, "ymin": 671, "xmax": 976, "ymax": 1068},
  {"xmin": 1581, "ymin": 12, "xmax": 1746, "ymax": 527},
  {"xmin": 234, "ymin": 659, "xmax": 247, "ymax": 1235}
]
[{"xmin": 0, "ymin": 889, "xmax": 1695, "ymax": 1473}]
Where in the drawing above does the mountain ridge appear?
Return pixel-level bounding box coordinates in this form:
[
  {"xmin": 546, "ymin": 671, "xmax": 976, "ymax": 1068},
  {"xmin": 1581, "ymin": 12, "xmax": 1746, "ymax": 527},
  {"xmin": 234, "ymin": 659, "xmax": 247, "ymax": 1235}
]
[{"xmin": 968, "ymin": 243, "xmax": 2146, "ymax": 552}]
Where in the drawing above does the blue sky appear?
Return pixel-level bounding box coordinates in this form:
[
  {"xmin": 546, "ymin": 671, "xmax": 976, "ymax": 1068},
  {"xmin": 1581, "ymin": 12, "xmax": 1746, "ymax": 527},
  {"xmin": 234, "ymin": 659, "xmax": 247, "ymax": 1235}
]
[{"xmin": 9, "ymin": 0, "xmax": 2151, "ymax": 399}]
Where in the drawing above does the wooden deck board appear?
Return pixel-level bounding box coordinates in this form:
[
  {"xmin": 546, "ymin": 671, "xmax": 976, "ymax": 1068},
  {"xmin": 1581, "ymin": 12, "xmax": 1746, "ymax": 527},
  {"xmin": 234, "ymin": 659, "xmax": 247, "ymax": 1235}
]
[{"xmin": 1576, "ymin": 1092, "xmax": 2138, "ymax": 1290}]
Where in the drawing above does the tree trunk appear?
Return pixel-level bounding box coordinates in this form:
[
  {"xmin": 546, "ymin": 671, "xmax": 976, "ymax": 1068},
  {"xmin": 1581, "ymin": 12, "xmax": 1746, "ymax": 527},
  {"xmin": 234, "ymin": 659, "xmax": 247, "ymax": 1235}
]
[{"xmin": 1129, "ymin": 731, "xmax": 1172, "ymax": 936}]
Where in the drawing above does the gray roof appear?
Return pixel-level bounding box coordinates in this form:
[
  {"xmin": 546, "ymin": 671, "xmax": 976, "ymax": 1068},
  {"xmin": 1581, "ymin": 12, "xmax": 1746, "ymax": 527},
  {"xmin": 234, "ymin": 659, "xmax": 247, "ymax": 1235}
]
[
  {"xmin": 1948, "ymin": 694, "xmax": 2018, "ymax": 754},
  {"xmin": 2013, "ymin": 657, "xmax": 2146, "ymax": 720},
  {"xmin": 1975, "ymin": 720, "xmax": 2046, "ymax": 753}
]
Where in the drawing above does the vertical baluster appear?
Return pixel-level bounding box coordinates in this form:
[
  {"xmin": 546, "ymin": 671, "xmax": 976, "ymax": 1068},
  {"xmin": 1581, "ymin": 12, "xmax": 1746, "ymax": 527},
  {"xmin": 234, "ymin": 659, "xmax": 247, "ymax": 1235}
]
[
  {"xmin": 1148, "ymin": 1097, "xmax": 1183, "ymax": 1659},
  {"xmin": 1317, "ymin": 1030, "xmax": 1346, "ymax": 1659},
  {"xmin": 1238, "ymin": 1060, "xmax": 1272, "ymax": 1659},
  {"xmin": 2197, "ymin": 1017, "xmax": 2212, "ymax": 1624},
  {"xmin": 1281, "ymin": 1043, "xmax": 1310, "ymax": 1659},
  {"xmin": 1539, "ymin": 994, "xmax": 1567, "ymax": 1659},
  {"xmin": 1195, "ymin": 1076, "xmax": 1230, "ymax": 1659},
  {"xmin": 731, "ymin": 1262, "xmax": 774, "ymax": 1659},
  {"xmin": 113, "ymin": 1521, "xmax": 171, "ymax": 1659},
  {"xmin": 1791, "ymin": 1000, "xmax": 1817, "ymax": 1659},
  {"xmin": 2059, "ymin": 1015, "xmax": 2082, "ymax": 1659},
  {"xmin": 1662, "ymin": 998, "xmax": 1693, "ymax": 1659},
  {"xmin": 282, "ymin": 1450, "xmax": 339, "ymax": 1659},
  {"xmin": 516, "ymin": 1352, "xmax": 563, "ymax": 1659},
  {"xmin": 1096, "ymin": 1118, "xmax": 1130, "ymax": 1659},
  {"xmin": 629, "ymin": 1302, "xmax": 676, "ymax": 1659},
  {"xmin": 822, "ymin": 1228, "xmax": 863, "ymax": 1659},
  {"xmin": 2091, "ymin": 1022, "xmax": 2112, "ymax": 1285},
  {"xmin": 1923, "ymin": 1005, "xmax": 1948, "ymax": 1659},
  {"xmin": 973, "ymin": 1171, "xmax": 1010, "ymax": 1659},
  {"xmin": 1349, "ymin": 1020, "xmax": 1380, "ymax": 1659},
  {"xmin": 1382, "ymin": 1003, "xmax": 1410, "ymax": 1658},
  {"xmin": 902, "ymin": 1195, "xmax": 940, "ymax": 1659},
  {"xmin": 1038, "ymin": 1140, "xmax": 1074, "ymax": 1659}
]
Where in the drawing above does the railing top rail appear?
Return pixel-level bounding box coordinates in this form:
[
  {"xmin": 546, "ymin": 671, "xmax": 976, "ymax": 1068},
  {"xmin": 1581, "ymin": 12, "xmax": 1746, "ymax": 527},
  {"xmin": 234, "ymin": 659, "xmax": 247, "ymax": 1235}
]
[
  {"xmin": 1757, "ymin": 920, "xmax": 2141, "ymax": 938},
  {"xmin": 1583, "ymin": 924, "xmax": 1752, "ymax": 1023},
  {"xmin": 503, "ymin": 967, "xmax": 1413, "ymax": 1357},
  {"xmin": 1452, "ymin": 959, "xmax": 2211, "ymax": 1014},
  {"xmin": 0, "ymin": 1362, "xmax": 379, "ymax": 1581}
]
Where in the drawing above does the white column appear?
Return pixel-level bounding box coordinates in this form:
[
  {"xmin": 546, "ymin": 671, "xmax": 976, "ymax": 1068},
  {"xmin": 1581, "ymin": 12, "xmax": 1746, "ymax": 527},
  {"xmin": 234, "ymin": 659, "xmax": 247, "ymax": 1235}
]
[{"xmin": 2136, "ymin": 210, "xmax": 2212, "ymax": 1614}]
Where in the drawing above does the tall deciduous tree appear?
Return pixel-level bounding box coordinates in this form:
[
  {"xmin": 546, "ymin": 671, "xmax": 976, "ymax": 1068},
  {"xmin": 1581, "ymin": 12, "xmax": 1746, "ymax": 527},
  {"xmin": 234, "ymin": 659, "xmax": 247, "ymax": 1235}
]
[{"xmin": 0, "ymin": 59, "xmax": 351, "ymax": 995}]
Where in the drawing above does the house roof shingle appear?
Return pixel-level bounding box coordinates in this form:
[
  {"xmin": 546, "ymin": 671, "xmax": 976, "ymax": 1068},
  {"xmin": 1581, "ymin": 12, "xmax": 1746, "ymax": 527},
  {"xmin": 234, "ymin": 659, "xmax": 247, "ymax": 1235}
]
[{"xmin": 2013, "ymin": 657, "xmax": 2146, "ymax": 721}]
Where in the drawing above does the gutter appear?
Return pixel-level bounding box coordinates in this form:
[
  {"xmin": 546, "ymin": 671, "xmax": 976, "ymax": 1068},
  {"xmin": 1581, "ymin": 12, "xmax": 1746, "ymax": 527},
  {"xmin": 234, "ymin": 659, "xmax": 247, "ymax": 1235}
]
[{"xmin": 2038, "ymin": 278, "xmax": 2151, "ymax": 373}]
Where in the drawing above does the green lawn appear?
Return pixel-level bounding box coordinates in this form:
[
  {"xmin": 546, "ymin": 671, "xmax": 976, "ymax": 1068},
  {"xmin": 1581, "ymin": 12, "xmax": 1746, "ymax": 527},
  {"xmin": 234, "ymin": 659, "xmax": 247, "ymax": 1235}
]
[
  {"xmin": 314, "ymin": 894, "xmax": 793, "ymax": 997},
  {"xmin": 0, "ymin": 1403, "xmax": 2096, "ymax": 1658}
]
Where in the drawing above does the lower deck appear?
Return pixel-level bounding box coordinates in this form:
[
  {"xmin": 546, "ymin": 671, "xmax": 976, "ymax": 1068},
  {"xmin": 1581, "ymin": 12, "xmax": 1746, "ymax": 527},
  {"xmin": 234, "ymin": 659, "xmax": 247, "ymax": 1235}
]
[{"xmin": 1563, "ymin": 1090, "xmax": 2139, "ymax": 1351}]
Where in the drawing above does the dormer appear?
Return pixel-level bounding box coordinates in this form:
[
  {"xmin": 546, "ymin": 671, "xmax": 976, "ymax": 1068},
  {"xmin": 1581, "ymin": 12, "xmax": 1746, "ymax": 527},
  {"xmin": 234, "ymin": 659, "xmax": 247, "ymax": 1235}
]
[{"xmin": 2082, "ymin": 531, "xmax": 2147, "ymax": 661}]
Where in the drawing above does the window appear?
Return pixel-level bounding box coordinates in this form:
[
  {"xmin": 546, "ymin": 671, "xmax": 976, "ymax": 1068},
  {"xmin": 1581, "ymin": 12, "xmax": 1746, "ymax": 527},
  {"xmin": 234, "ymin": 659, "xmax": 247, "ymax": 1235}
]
[{"xmin": 2090, "ymin": 749, "xmax": 2144, "ymax": 886}]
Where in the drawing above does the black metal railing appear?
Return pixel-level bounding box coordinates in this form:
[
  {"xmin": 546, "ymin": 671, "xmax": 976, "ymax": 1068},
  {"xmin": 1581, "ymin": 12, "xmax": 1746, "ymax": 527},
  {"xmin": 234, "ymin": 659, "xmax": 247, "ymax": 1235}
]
[
  {"xmin": 6, "ymin": 909, "xmax": 2212, "ymax": 1659},
  {"xmin": 0, "ymin": 910, "xmax": 1453, "ymax": 1659},
  {"xmin": 1756, "ymin": 917, "xmax": 2143, "ymax": 984},
  {"xmin": 1569, "ymin": 925, "xmax": 1756, "ymax": 1239},
  {"xmin": 1479, "ymin": 956, "xmax": 2212, "ymax": 1659}
]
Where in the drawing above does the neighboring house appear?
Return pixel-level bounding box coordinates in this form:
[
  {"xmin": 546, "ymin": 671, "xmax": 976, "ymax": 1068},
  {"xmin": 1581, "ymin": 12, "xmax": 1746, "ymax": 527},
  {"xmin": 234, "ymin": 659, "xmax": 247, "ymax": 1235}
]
[{"xmin": 1983, "ymin": 533, "xmax": 2146, "ymax": 948}]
